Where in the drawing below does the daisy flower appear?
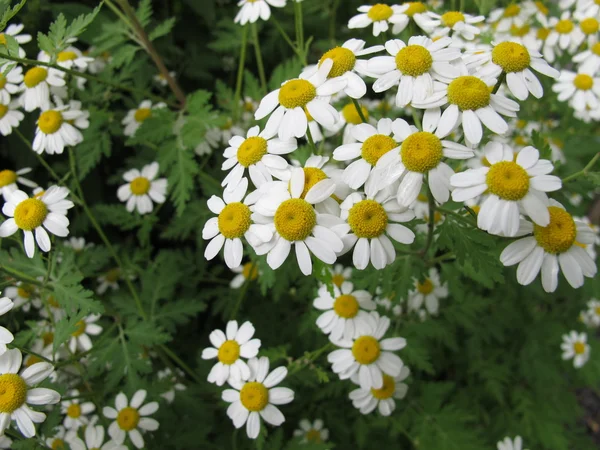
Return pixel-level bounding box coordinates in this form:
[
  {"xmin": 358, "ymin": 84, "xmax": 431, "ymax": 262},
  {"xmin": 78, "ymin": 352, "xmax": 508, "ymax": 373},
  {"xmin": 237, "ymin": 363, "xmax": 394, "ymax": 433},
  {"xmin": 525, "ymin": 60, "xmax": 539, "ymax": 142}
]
[
  {"xmin": 230, "ymin": 262, "xmax": 260, "ymax": 289},
  {"xmin": 63, "ymin": 236, "xmax": 91, "ymax": 252},
  {"xmin": 203, "ymin": 178, "xmax": 273, "ymax": 269},
  {"xmin": 103, "ymin": 390, "xmax": 159, "ymax": 449},
  {"xmin": 153, "ymin": 71, "xmax": 176, "ymax": 87},
  {"xmin": 552, "ymin": 70, "xmax": 600, "ymax": 112},
  {"xmin": 293, "ymin": 419, "xmax": 329, "ymax": 444},
  {"xmin": 0, "ymin": 64, "xmax": 23, "ymax": 103},
  {"xmin": 584, "ymin": 299, "xmax": 600, "ymax": 327},
  {"xmin": 61, "ymin": 389, "xmax": 96, "ymax": 430},
  {"xmin": 19, "ymin": 66, "xmax": 65, "ymax": 112},
  {"xmin": 0, "ymin": 99, "xmax": 23, "ymax": 137},
  {"xmin": 546, "ymin": 13, "xmax": 580, "ymax": 54},
  {"xmin": 68, "ymin": 314, "xmax": 102, "ymax": 353},
  {"xmin": 222, "ymin": 356, "xmax": 294, "ymax": 439},
  {"xmin": 577, "ymin": 0, "xmax": 600, "ymax": 16},
  {"xmin": 0, "ymin": 297, "xmax": 14, "ymax": 354},
  {"xmin": 368, "ymin": 37, "xmax": 461, "ymax": 107},
  {"xmin": 0, "ymin": 167, "xmax": 36, "ymax": 201},
  {"xmin": 497, "ymin": 436, "xmax": 529, "ymax": 450},
  {"xmin": 67, "ymin": 423, "xmax": 128, "ymax": 450},
  {"xmin": 38, "ymin": 47, "xmax": 94, "ymax": 71},
  {"xmin": 313, "ymin": 281, "xmax": 377, "ymax": 341},
  {"xmin": 349, "ymin": 365, "xmax": 410, "ymax": 416},
  {"xmin": 0, "ymin": 23, "xmax": 31, "ymax": 46},
  {"xmin": 415, "ymin": 11, "xmax": 485, "ymax": 40},
  {"xmin": 122, "ymin": 100, "xmax": 165, "ymax": 137},
  {"xmin": 560, "ymin": 331, "xmax": 590, "ymax": 368},
  {"xmin": 254, "ymin": 59, "xmax": 346, "ymax": 141},
  {"xmin": 572, "ymin": 42, "xmax": 600, "ymax": 74},
  {"xmin": 96, "ymin": 268, "xmax": 122, "ymax": 295},
  {"xmin": 221, "ymin": 125, "xmax": 296, "ymax": 190},
  {"xmin": 234, "ymin": 0, "xmax": 286, "ymax": 26},
  {"xmin": 500, "ymin": 201, "xmax": 597, "ymax": 292},
  {"xmin": 488, "ymin": 4, "xmax": 529, "ymax": 33},
  {"xmin": 348, "ymin": 4, "xmax": 411, "ymax": 37},
  {"xmin": 327, "ymin": 312, "xmax": 406, "ymax": 390},
  {"xmin": 32, "ymin": 102, "xmax": 87, "ymax": 155},
  {"xmin": 330, "ymin": 264, "xmax": 352, "ymax": 288},
  {"xmin": 0, "ymin": 436, "xmax": 11, "ymax": 449},
  {"xmin": 0, "ymin": 186, "xmax": 74, "ymax": 258},
  {"xmin": 117, "ymin": 162, "xmax": 167, "ymax": 215},
  {"xmin": 201, "ymin": 320, "xmax": 261, "ymax": 386},
  {"xmin": 451, "ymin": 143, "xmax": 562, "ymax": 237},
  {"xmin": 45, "ymin": 425, "xmax": 69, "ymax": 449},
  {"xmin": 407, "ymin": 268, "xmax": 448, "ymax": 315},
  {"xmin": 157, "ymin": 368, "xmax": 186, "ymax": 403},
  {"xmin": 3, "ymin": 282, "xmax": 41, "ymax": 312},
  {"xmin": 0, "ymin": 349, "xmax": 60, "ymax": 437}
]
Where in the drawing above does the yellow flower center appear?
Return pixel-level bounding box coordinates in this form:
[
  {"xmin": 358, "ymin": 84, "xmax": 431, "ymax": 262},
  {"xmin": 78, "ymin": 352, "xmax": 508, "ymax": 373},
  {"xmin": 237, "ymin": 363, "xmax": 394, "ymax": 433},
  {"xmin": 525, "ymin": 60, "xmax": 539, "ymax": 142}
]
[
  {"xmin": 0, "ymin": 373, "xmax": 27, "ymax": 413},
  {"xmin": 14, "ymin": 198, "xmax": 48, "ymax": 231},
  {"xmin": 217, "ymin": 202, "xmax": 252, "ymax": 239},
  {"xmin": 537, "ymin": 27, "xmax": 550, "ymax": 40},
  {"xmin": 51, "ymin": 439, "xmax": 66, "ymax": 450},
  {"xmin": 371, "ymin": 374, "xmax": 396, "ymax": 399},
  {"xmin": 0, "ymin": 34, "xmax": 5, "ymax": 46},
  {"xmin": 17, "ymin": 284, "xmax": 33, "ymax": 298},
  {"xmin": 510, "ymin": 24, "xmax": 530, "ymax": 37},
  {"xmin": 298, "ymin": 167, "xmax": 328, "ymax": 199},
  {"xmin": 347, "ymin": 199, "xmax": 388, "ymax": 239},
  {"xmin": 441, "ymin": 11, "xmax": 465, "ymax": 28},
  {"xmin": 23, "ymin": 67, "xmax": 48, "ymax": 88},
  {"xmin": 244, "ymin": 101, "xmax": 254, "ymax": 112},
  {"xmin": 319, "ymin": 47, "xmax": 356, "ymax": 78},
  {"xmin": 400, "ymin": 131, "xmax": 443, "ymax": 173},
  {"xmin": 43, "ymin": 331, "xmax": 54, "ymax": 346},
  {"xmin": 242, "ymin": 262, "xmax": 259, "ymax": 280},
  {"xmin": 395, "ymin": 45, "xmax": 433, "ymax": 77},
  {"xmin": 57, "ymin": 51, "xmax": 77, "ymax": 62},
  {"xmin": 404, "ymin": 2, "xmax": 427, "ymax": 17},
  {"xmin": 361, "ymin": 134, "xmax": 397, "ymax": 166},
  {"xmin": 67, "ymin": 403, "xmax": 82, "ymax": 418},
  {"xmin": 503, "ymin": 4, "xmax": 520, "ymax": 17},
  {"xmin": 492, "ymin": 42, "xmax": 531, "ymax": 73},
  {"xmin": 0, "ymin": 103, "xmax": 8, "ymax": 120},
  {"xmin": 25, "ymin": 355, "xmax": 42, "ymax": 367},
  {"xmin": 352, "ymin": 335, "xmax": 381, "ymax": 365},
  {"xmin": 0, "ymin": 75, "xmax": 6, "ymax": 90},
  {"xmin": 236, "ymin": 136, "xmax": 268, "ymax": 168},
  {"xmin": 333, "ymin": 294, "xmax": 360, "ymax": 318},
  {"xmin": 38, "ymin": 110, "xmax": 63, "ymax": 134},
  {"xmin": 535, "ymin": 1, "xmax": 549, "ymax": 15},
  {"xmin": 47, "ymin": 295, "xmax": 59, "ymax": 308},
  {"xmin": 220, "ymin": 118, "xmax": 233, "ymax": 131},
  {"xmin": 447, "ymin": 76, "xmax": 490, "ymax": 111},
  {"xmin": 278, "ymin": 79, "xmax": 317, "ymax": 109},
  {"xmin": 592, "ymin": 42, "xmax": 600, "ymax": 56},
  {"xmin": 274, "ymin": 198, "xmax": 316, "ymax": 242},
  {"xmin": 130, "ymin": 177, "xmax": 151, "ymax": 195},
  {"xmin": 342, "ymin": 102, "xmax": 368, "ymax": 124},
  {"xmin": 574, "ymin": 74, "xmax": 593, "ymax": 91},
  {"xmin": 105, "ymin": 268, "xmax": 121, "ymax": 283},
  {"xmin": 417, "ymin": 278, "xmax": 434, "ymax": 294},
  {"xmin": 306, "ymin": 429, "xmax": 322, "ymax": 443},
  {"xmin": 368, "ymin": 3, "xmax": 394, "ymax": 21},
  {"xmin": 332, "ymin": 273, "xmax": 345, "ymax": 288},
  {"xmin": 580, "ymin": 18, "xmax": 599, "ymax": 35},
  {"xmin": 533, "ymin": 206, "xmax": 576, "ymax": 254},
  {"xmin": 217, "ymin": 339, "xmax": 241, "ymax": 365},
  {"xmin": 240, "ymin": 381, "xmax": 269, "ymax": 412},
  {"xmin": 117, "ymin": 407, "xmax": 140, "ymax": 431},
  {"xmin": 573, "ymin": 342, "xmax": 586, "ymax": 354},
  {"xmin": 555, "ymin": 19, "xmax": 574, "ymax": 34},
  {"xmin": 0, "ymin": 169, "xmax": 17, "ymax": 187},
  {"xmin": 134, "ymin": 108, "xmax": 152, "ymax": 123},
  {"xmin": 486, "ymin": 161, "xmax": 530, "ymax": 201},
  {"xmin": 71, "ymin": 320, "xmax": 86, "ymax": 337}
]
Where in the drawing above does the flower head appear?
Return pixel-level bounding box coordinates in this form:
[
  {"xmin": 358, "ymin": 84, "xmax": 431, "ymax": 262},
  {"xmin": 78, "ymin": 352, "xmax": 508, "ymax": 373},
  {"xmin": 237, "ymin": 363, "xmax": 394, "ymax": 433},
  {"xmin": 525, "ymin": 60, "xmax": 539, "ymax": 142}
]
[{"xmin": 103, "ymin": 390, "xmax": 159, "ymax": 449}]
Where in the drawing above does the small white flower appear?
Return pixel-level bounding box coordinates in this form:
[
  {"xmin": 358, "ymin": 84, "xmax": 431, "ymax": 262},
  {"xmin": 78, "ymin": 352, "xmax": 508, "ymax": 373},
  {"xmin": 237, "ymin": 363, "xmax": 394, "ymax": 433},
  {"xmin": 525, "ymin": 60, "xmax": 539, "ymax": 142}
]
[
  {"xmin": 349, "ymin": 365, "xmax": 410, "ymax": 415},
  {"xmin": 0, "ymin": 297, "xmax": 14, "ymax": 354},
  {"xmin": 230, "ymin": 262, "xmax": 261, "ymax": 289},
  {"xmin": 117, "ymin": 162, "xmax": 167, "ymax": 215},
  {"xmin": 3, "ymin": 282, "xmax": 41, "ymax": 312},
  {"xmin": 408, "ymin": 268, "xmax": 447, "ymax": 315},
  {"xmin": 348, "ymin": 4, "xmax": 413, "ymax": 37},
  {"xmin": 415, "ymin": 11, "xmax": 485, "ymax": 40},
  {"xmin": 0, "ymin": 100, "xmax": 23, "ymax": 137},
  {"xmin": 32, "ymin": 102, "xmax": 87, "ymax": 155},
  {"xmin": 67, "ymin": 423, "xmax": 128, "ymax": 450},
  {"xmin": 19, "ymin": 66, "xmax": 65, "ymax": 112},
  {"xmin": 552, "ymin": 69, "xmax": 600, "ymax": 111},
  {"xmin": 153, "ymin": 71, "xmax": 176, "ymax": 87},
  {"xmin": 584, "ymin": 299, "xmax": 600, "ymax": 327},
  {"xmin": 293, "ymin": 419, "xmax": 329, "ymax": 444},
  {"xmin": 497, "ymin": 435, "xmax": 529, "ymax": 450},
  {"xmin": 0, "ymin": 64, "xmax": 23, "ymax": 103},
  {"xmin": 234, "ymin": 0, "xmax": 286, "ymax": 25},
  {"xmin": 61, "ymin": 389, "xmax": 96, "ymax": 430},
  {"xmin": 572, "ymin": 42, "xmax": 600, "ymax": 74},
  {"xmin": 157, "ymin": 368, "xmax": 186, "ymax": 404},
  {"xmin": 0, "ymin": 167, "xmax": 36, "ymax": 201},
  {"xmin": 96, "ymin": 268, "xmax": 122, "ymax": 295},
  {"xmin": 122, "ymin": 100, "xmax": 165, "ymax": 136},
  {"xmin": 68, "ymin": 315, "xmax": 102, "ymax": 353},
  {"xmin": 38, "ymin": 47, "xmax": 94, "ymax": 71},
  {"xmin": 560, "ymin": 331, "xmax": 590, "ymax": 368}
]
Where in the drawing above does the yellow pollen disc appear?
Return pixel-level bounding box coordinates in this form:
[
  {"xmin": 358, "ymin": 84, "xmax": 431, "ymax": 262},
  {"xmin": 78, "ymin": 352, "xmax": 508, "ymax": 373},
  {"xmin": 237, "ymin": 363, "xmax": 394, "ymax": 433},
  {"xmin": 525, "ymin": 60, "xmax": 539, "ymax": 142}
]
[
  {"xmin": 217, "ymin": 202, "xmax": 252, "ymax": 239},
  {"xmin": 278, "ymin": 79, "xmax": 317, "ymax": 109},
  {"xmin": 17, "ymin": 284, "xmax": 32, "ymax": 298},
  {"xmin": 580, "ymin": 18, "xmax": 599, "ymax": 35},
  {"xmin": 333, "ymin": 294, "xmax": 360, "ymax": 318},
  {"xmin": 447, "ymin": 76, "xmax": 490, "ymax": 111},
  {"xmin": 57, "ymin": 51, "xmax": 77, "ymax": 62},
  {"xmin": 218, "ymin": 340, "xmax": 241, "ymax": 365},
  {"xmin": 117, "ymin": 407, "xmax": 140, "ymax": 431},
  {"xmin": 516, "ymin": 119, "xmax": 527, "ymax": 129},
  {"xmin": 67, "ymin": 403, "xmax": 81, "ymax": 418},
  {"xmin": 130, "ymin": 177, "xmax": 151, "ymax": 195},
  {"xmin": 332, "ymin": 273, "xmax": 345, "ymax": 288},
  {"xmin": 395, "ymin": 45, "xmax": 433, "ymax": 77},
  {"xmin": 0, "ymin": 373, "xmax": 27, "ymax": 413},
  {"xmin": 240, "ymin": 381, "xmax": 269, "ymax": 412},
  {"xmin": 244, "ymin": 101, "xmax": 254, "ymax": 112},
  {"xmin": 485, "ymin": 161, "xmax": 530, "ymax": 201},
  {"xmin": 134, "ymin": 108, "xmax": 152, "ymax": 123},
  {"xmin": 555, "ymin": 19, "xmax": 574, "ymax": 34},
  {"xmin": 492, "ymin": 42, "xmax": 531, "ymax": 73},
  {"xmin": 533, "ymin": 206, "xmax": 576, "ymax": 254},
  {"xmin": 573, "ymin": 342, "xmax": 586, "ymax": 354},
  {"xmin": 51, "ymin": 439, "xmax": 66, "ymax": 450},
  {"xmin": 510, "ymin": 24, "xmax": 530, "ymax": 37},
  {"xmin": 574, "ymin": 74, "xmax": 593, "ymax": 91},
  {"xmin": 0, "ymin": 103, "xmax": 8, "ymax": 120},
  {"xmin": 593, "ymin": 43, "xmax": 600, "ymax": 56},
  {"xmin": 71, "ymin": 320, "xmax": 86, "ymax": 337},
  {"xmin": 25, "ymin": 355, "xmax": 42, "ymax": 367},
  {"xmin": 298, "ymin": 167, "xmax": 328, "ymax": 199},
  {"xmin": 417, "ymin": 193, "xmax": 428, "ymax": 202},
  {"xmin": 368, "ymin": 3, "xmax": 394, "ymax": 21},
  {"xmin": 401, "ymin": 132, "xmax": 443, "ymax": 173},
  {"xmin": 43, "ymin": 331, "xmax": 54, "ymax": 346},
  {"xmin": 503, "ymin": 4, "xmax": 520, "ymax": 17},
  {"xmin": 306, "ymin": 429, "xmax": 322, "ymax": 443},
  {"xmin": 105, "ymin": 268, "xmax": 120, "ymax": 283},
  {"xmin": 352, "ymin": 335, "xmax": 381, "ymax": 365},
  {"xmin": 535, "ymin": 1, "xmax": 549, "ymax": 15},
  {"xmin": 441, "ymin": 11, "xmax": 465, "ymax": 27},
  {"xmin": 537, "ymin": 28, "xmax": 550, "ymax": 40},
  {"xmin": 38, "ymin": 110, "xmax": 63, "ymax": 134},
  {"xmin": 0, "ymin": 34, "xmax": 5, "ymax": 46},
  {"xmin": 371, "ymin": 374, "xmax": 396, "ymax": 399},
  {"xmin": 237, "ymin": 136, "xmax": 268, "ymax": 167},
  {"xmin": 0, "ymin": 75, "xmax": 6, "ymax": 89},
  {"xmin": 14, "ymin": 198, "xmax": 48, "ymax": 231},
  {"xmin": 47, "ymin": 296, "xmax": 59, "ymax": 308},
  {"xmin": 514, "ymin": 136, "xmax": 528, "ymax": 146},
  {"xmin": 24, "ymin": 67, "xmax": 48, "ymax": 88},
  {"xmin": 342, "ymin": 102, "xmax": 369, "ymax": 124},
  {"xmin": 319, "ymin": 47, "xmax": 356, "ymax": 78},
  {"xmin": 361, "ymin": 134, "xmax": 397, "ymax": 166},
  {"xmin": 417, "ymin": 278, "xmax": 434, "ymax": 294},
  {"xmin": 0, "ymin": 169, "xmax": 17, "ymax": 187},
  {"xmin": 348, "ymin": 199, "xmax": 388, "ymax": 239},
  {"xmin": 404, "ymin": 2, "xmax": 427, "ymax": 17},
  {"xmin": 274, "ymin": 198, "xmax": 316, "ymax": 242},
  {"xmin": 242, "ymin": 262, "xmax": 259, "ymax": 280}
]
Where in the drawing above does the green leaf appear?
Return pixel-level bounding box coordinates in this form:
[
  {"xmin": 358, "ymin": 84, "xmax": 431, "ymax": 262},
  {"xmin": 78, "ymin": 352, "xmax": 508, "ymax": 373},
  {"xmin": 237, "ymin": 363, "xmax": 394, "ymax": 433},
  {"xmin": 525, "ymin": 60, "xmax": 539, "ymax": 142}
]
[
  {"xmin": 180, "ymin": 90, "xmax": 223, "ymax": 149},
  {"xmin": 586, "ymin": 171, "xmax": 600, "ymax": 185},
  {"xmin": 136, "ymin": 0, "xmax": 153, "ymax": 27},
  {"xmin": 0, "ymin": 0, "xmax": 26, "ymax": 33},
  {"xmin": 158, "ymin": 139, "xmax": 199, "ymax": 216},
  {"xmin": 149, "ymin": 17, "xmax": 175, "ymax": 41},
  {"xmin": 128, "ymin": 107, "xmax": 176, "ymax": 145},
  {"xmin": 53, "ymin": 312, "xmax": 86, "ymax": 354},
  {"xmin": 0, "ymin": 247, "xmax": 46, "ymax": 280},
  {"xmin": 92, "ymin": 204, "xmax": 145, "ymax": 231},
  {"xmin": 65, "ymin": 2, "xmax": 103, "ymax": 40},
  {"xmin": 75, "ymin": 109, "xmax": 112, "ymax": 179}
]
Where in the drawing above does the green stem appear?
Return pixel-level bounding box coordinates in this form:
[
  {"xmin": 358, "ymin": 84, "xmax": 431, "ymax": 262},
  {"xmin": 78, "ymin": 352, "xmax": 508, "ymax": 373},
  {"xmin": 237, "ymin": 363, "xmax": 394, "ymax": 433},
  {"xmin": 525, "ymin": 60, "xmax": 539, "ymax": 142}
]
[
  {"xmin": 411, "ymin": 107, "xmax": 422, "ymax": 130},
  {"xmin": 306, "ymin": 125, "xmax": 318, "ymax": 154},
  {"xmin": 428, "ymin": 251, "xmax": 456, "ymax": 265},
  {"xmin": 421, "ymin": 183, "xmax": 436, "ymax": 257},
  {"xmin": 230, "ymin": 279, "xmax": 250, "ymax": 320},
  {"xmin": 271, "ymin": 15, "xmax": 301, "ymax": 59},
  {"xmin": 251, "ymin": 23, "xmax": 267, "ymax": 94},
  {"xmin": 351, "ymin": 98, "xmax": 368, "ymax": 123},
  {"xmin": 233, "ymin": 25, "xmax": 249, "ymax": 120},
  {"xmin": 288, "ymin": 342, "xmax": 334, "ymax": 376},
  {"xmin": 294, "ymin": 0, "xmax": 306, "ymax": 65},
  {"xmin": 492, "ymin": 72, "xmax": 506, "ymax": 94},
  {"xmin": 159, "ymin": 344, "xmax": 204, "ymax": 384},
  {"xmin": 563, "ymin": 152, "xmax": 600, "ymax": 183},
  {"xmin": 0, "ymin": 266, "xmax": 43, "ymax": 285},
  {"xmin": 10, "ymin": 344, "xmax": 53, "ymax": 364}
]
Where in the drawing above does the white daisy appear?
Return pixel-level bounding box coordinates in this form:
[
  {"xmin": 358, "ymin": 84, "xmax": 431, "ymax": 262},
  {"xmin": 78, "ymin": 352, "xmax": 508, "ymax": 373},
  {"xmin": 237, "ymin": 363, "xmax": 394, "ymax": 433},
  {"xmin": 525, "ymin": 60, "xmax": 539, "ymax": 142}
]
[
  {"xmin": 293, "ymin": 419, "xmax": 329, "ymax": 444},
  {"xmin": 375, "ymin": 292, "xmax": 403, "ymax": 317},
  {"xmin": 546, "ymin": 12, "xmax": 580, "ymax": 55},
  {"xmin": 0, "ymin": 64, "xmax": 23, "ymax": 103},
  {"xmin": 349, "ymin": 365, "xmax": 410, "ymax": 416},
  {"xmin": 0, "ymin": 23, "xmax": 30, "ymax": 57},
  {"xmin": 497, "ymin": 436, "xmax": 529, "ymax": 450},
  {"xmin": 572, "ymin": 42, "xmax": 600, "ymax": 74},
  {"xmin": 157, "ymin": 368, "xmax": 186, "ymax": 403},
  {"xmin": 201, "ymin": 320, "xmax": 261, "ymax": 386},
  {"xmin": 222, "ymin": 356, "xmax": 294, "ymax": 439},
  {"xmin": 3, "ymin": 282, "xmax": 41, "ymax": 312},
  {"xmin": 451, "ymin": 143, "xmax": 562, "ymax": 237},
  {"xmin": 234, "ymin": 0, "xmax": 286, "ymax": 25},
  {"xmin": 407, "ymin": 268, "xmax": 447, "ymax": 315},
  {"xmin": 230, "ymin": 262, "xmax": 261, "ymax": 289},
  {"xmin": 348, "ymin": 4, "xmax": 412, "ymax": 37},
  {"xmin": 577, "ymin": 0, "xmax": 600, "ymax": 16},
  {"xmin": 330, "ymin": 264, "xmax": 353, "ymax": 288},
  {"xmin": 68, "ymin": 314, "xmax": 102, "ymax": 353},
  {"xmin": 122, "ymin": 100, "xmax": 166, "ymax": 137},
  {"xmin": 0, "ymin": 186, "xmax": 74, "ymax": 258},
  {"xmin": 32, "ymin": 102, "xmax": 87, "ymax": 155},
  {"xmin": 560, "ymin": 331, "xmax": 590, "ymax": 368},
  {"xmin": 19, "ymin": 66, "xmax": 65, "ymax": 112},
  {"xmin": 488, "ymin": 4, "xmax": 529, "ymax": 33},
  {"xmin": 153, "ymin": 71, "xmax": 176, "ymax": 87},
  {"xmin": 38, "ymin": 47, "xmax": 94, "ymax": 71},
  {"xmin": 103, "ymin": 390, "xmax": 159, "ymax": 449},
  {"xmin": 96, "ymin": 268, "xmax": 122, "ymax": 295},
  {"xmin": 63, "ymin": 236, "xmax": 91, "ymax": 252},
  {"xmin": 0, "ymin": 100, "xmax": 23, "ymax": 136},
  {"xmin": 61, "ymin": 389, "xmax": 96, "ymax": 430},
  {"xmin": 45, "ymin": 425, "xmax": 69, "ymax": 449},
  {"xmin": 584, "ymin": 299, "xmax": 600, "ymax": 327},
  {"xmin": 0, "ymin": 297, "xmax": 14, "ymax": 354},
  {"xmin": 117, "ymin": 162, "xmax": 167, "ymax": 215},
  {"xmin": 67, "ymin": 423, "xmax": 128, "ymax": 450},
  {"xmin": 552, "ymin": 69, "xmax": 600, "ymax": 112},
  {"xmin": 0, "ymin": 167, "xmax": 36, "ymax": 201},
  {"xmin": 415, "ymin": 11, "xmax": 485, "ymax": 40},
  {"xmin": 574, "ymin": 215, "xmax": 600, "ymax": 260}
]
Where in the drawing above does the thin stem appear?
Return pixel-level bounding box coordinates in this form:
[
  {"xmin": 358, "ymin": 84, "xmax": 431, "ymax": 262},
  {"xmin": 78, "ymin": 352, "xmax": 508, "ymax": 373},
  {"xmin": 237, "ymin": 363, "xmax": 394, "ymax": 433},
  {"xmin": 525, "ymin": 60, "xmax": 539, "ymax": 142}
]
[
  {"xmin": 411, "ymin": 107, "xmax": 422, "ymax": 130},
  {"xmin": 288, "ymin": 342, "xmax": 335, "ymax": 376},
  {"xmin": 563, "ymin": 152, "xmax": 600, "ymax": 183},
  {"xmin": 421, "ymin": 184, "xmax": 436, "ymax": 257},
  {"xmin": 0, "ymin": 266, "xmax": 44, "ymax": 285},
  {"xmin": 306, "ymin": 125, "xmax": 318, "ymax": 154},
  {"xmin": 437, "ymin": 206, "xmax": 476, "ymax": 226},
  {"xmin": 233, "ymin": 25, "xmax": 249, "ymax": 121},
  {"xmin": 251, "ymin": 23, "xmax": 267, "ymax": 94},
  {"xmin": 294, "ymin": 0, "xmax": 307, "ymax": 65},
  {"xmin": 10, "ymin": 344, "xmax": 53, "ymax": 364},
  {"xmin": 351, "ymin": 98, "xmax": 368, "ymax": 123},
  {"xmin": 271, "ymin": 15, "xmax": 301, "ymax": 59},
  {"xmin": 230, "ymin": 279, "xmax": 250, "ymax": 320},
  {"xmin": 492, "ymin": 72, "xmax": 506, "ymax": 94}
]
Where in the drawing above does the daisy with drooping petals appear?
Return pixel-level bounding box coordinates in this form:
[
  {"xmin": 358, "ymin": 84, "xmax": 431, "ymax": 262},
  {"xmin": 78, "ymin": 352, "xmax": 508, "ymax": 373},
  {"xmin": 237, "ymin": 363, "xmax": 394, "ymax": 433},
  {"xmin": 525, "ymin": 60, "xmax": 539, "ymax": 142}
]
[
  {"xmin": 122, "ymin": 100, "xmax": 165, "ymax": 137},
  {"xmin": 500, "ymin": 201, "xmax": 597, "ymax": 292},
  {"xmin": 0, "ymin": 349, "xmax": 60, "ymax": 437},
  {"xmin": 328, "ymin": 312, "xmax": 406, "ymax": 390},
  {"xmin": 61, "ymin": 389, "xmax": 96, "ymax": 430},
  {"xmin": 497, "ymin": 436, "xmax": 529, "ymax": 450},
  {"xmin": 368, "ymin": 37, "xmax": 461, "ymax": 107},
  {"xmin": 0, "ymin": 64, "xmax": 23, "ymax": 103},
  {"xmin": 221, "ymin": 125, "xmax": 296, "ymax": 190},
  {"xmin": 407, "ymin": 268, "xmax": 448, "ymax": 315},
  {"xmin": 561, "ymin": 331, "xmax": 590, "ymax": 368},
  {"xmin": 234, "ymin": 0, "xmax": 286, "ymax": 25},
  {"xmin": 0, "ymin": 186, "xmax": 73, "ymax": 258},
  {"xmin": 19, "ymin": 66, "xmax": 65, "ymax": 112},
  {"xmin": 254, "ymin": 59, "xmax": 346, "ymax": 141},
  {"xmin": 0, "ymin": 168, "xmax": 36, "ymax": 201},
  {"xmin": 103, "ymin": 390, "xmax": 159, "ymax": 449},
  {"xmin": 222, "ymin": 356, "xmax": 294, "ymax": 439},
  {"xmin": 67, "ymin": 423, "xmax": 128, "ymax": 450},
  {"xmin": 552, "ymin": 70, "xmax": 600, "ymax": 112},
  {"xmin": 32, "ymin": 102, "xmax": 87, "ymax": 155},
  {"xmin": 0, "ymin": 100, "xmax": 24, "ymax": 137},
  {"xmin": 230, "ymin": 262, "xmax": 260, "ymax": 289},
  {"xmin": 293, "ymin": 419, "xmax": 329, "ymax": 444},
  {"xmin": 348, "ymin": 4, "xmax": 411, "ymax": 37},
  {"xmin": 349, "ymin": 365, "xmax": 410, "ymax": 416},
  {"xmin": 451, "ymin": 143, "xmax": 562, "ymax": 237},
  {"xmin": 68, "ymin": 314, "xmax": 102, "ymax": 353},
  {"xmin": 0, "ymin": 297, "xmax": 14, "ymax": 354},
  {"xmin": 201, "ymin": 320, "xmax": 261, "ymax": 386},
  {"xmin": 117, "ymin": 162, "xmax": 167, "ymax": 215},
  {"xmin": 415, "ymin": 11, "xmax": 485, "ymax": 40}
]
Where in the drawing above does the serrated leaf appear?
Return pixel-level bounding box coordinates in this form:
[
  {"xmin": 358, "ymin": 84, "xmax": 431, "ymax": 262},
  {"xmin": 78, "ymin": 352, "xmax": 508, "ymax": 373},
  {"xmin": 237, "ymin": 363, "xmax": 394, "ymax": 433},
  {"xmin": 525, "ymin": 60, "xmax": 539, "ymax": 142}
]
[
  {"xmin": 158, "ymin": 139, "xmax": 199, "ymax": 216},
  {"xmin": 180, "ymin": 90, "xmax": 223, "ymax": 149},
  {"xmin": 0, "ymin": 0, "xmax": 26, "ymax": 33},
  {"xmin": 92, "ymin": 204, "xmax": 145, "ymax": 230},
  {"xmin": 136, "ymin": 0, "xmax": 153, "ymax": 27},
  {"xmin": 149, "ymin": 17, "xmax": 175, "ymax": 41},
  {"xmin": 65, "ymin": 2, "xmax": 103, "ymax": 40},
  {"xmin": 53, "ymin": 312, "xmax": 86, "ymax": 354},
  {"xmin": 75, "ymin": 109, "xmax": 112, "ymax": 179},
  {"xmin": 586, "ymin": 171, "xmax": 600, "ymax": 185},
  {"xmin": 0, "ymin": 248, "xmax": 46, "ymax": 280}
]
